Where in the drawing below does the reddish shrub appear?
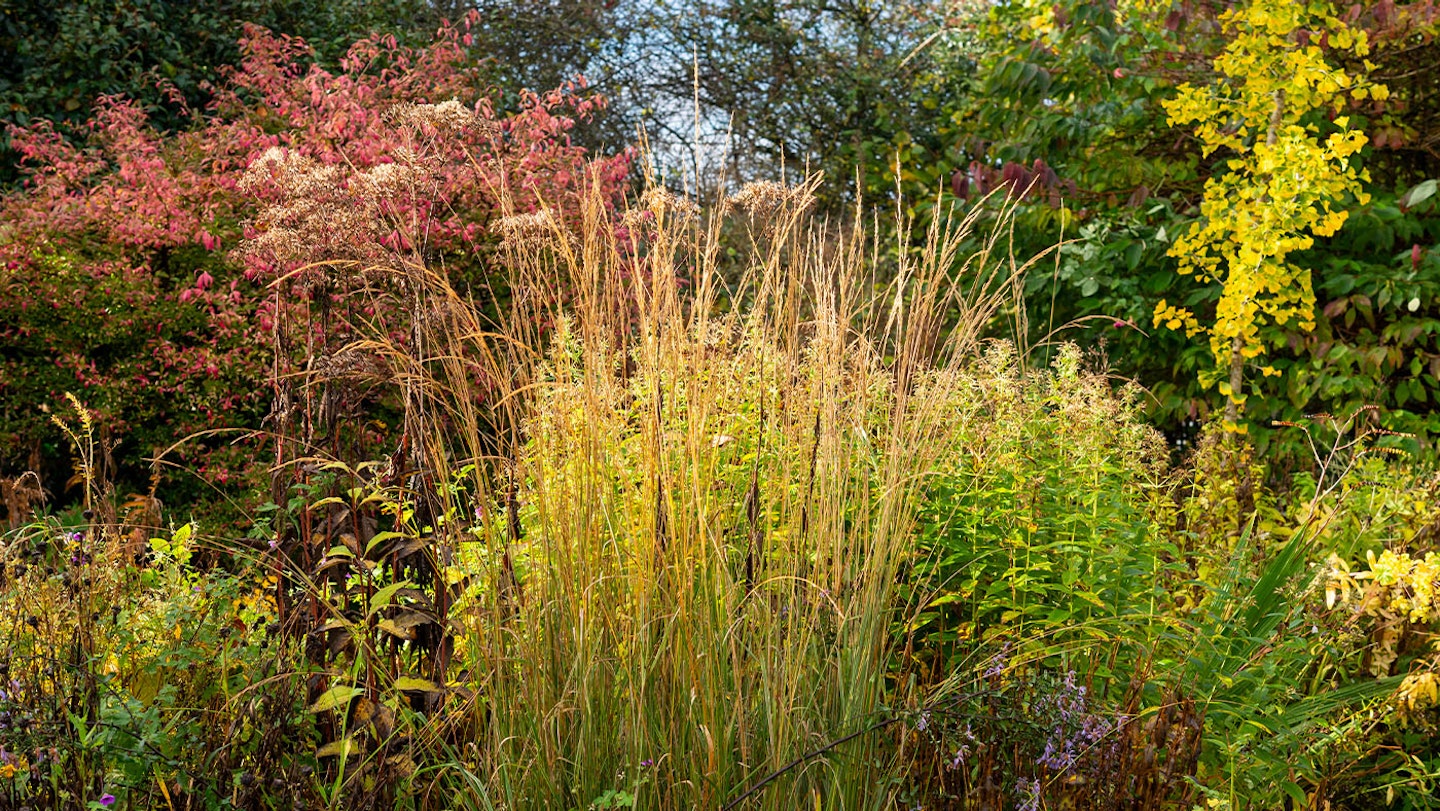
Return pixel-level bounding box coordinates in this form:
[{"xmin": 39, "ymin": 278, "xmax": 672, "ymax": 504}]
[{"xmin": 0, "ymin": 18, "xmax": 630, "ymax": 517}]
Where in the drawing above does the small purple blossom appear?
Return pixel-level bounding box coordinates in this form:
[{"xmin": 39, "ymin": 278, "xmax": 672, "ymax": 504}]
[
  {"xmin": 947, "ymin": 724, "xmax": 976, "ymax": 771},
  {"xmin": 639, "ymin": 758, "xmax": 654, "ymax": 768},
  {"xmin": 1016, "ymin": 777, "xmax": 1041, "ymax": 811},
  {"xmin": 983, "ymin": 642, "xmax": 1012, "ymax": 678},
  {"xmin": 98, "ymin": 794, "xmax": 116, "ymax": 807},
  {"xmin": 1033, "ymin": 670, "xmax": 1129, "ymax": 780},
  {"xmin": 1038, "ymin": 735, "xmax": 1077, "ymax": 771}
]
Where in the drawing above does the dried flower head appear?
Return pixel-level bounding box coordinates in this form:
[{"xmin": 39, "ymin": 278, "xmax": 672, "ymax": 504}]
[
  {"xmin": 389, "ymin": 99, "xmax": 497, "ymax": 137},
  {"xmin": 237, "ymin": 147, "xmax": 384, "ymax": 266},
  {"xmin": 352, "ymin": 162, "xmax": 425, "ymax": 200},
  {"xmin": 313, "ymin": 349, "xmax": 390, "ymax": 382},
  {"xmin": 494, "ymin": 210, "xmax": 564, "ymax": 249},
  {"xmin": 641, "ymin": 187, "xmax": 699, "ymax": 222},
  {"xmin": 725, "ymin": 180, "xmax": 814, "ymax": 220}
]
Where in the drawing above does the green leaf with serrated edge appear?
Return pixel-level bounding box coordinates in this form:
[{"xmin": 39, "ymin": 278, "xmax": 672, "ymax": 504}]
[
  {"xmin": 369, "ymin": 580, "xmax": 412, "ymax": 614},
  {"xmin": 364, "ymin": 531, "xmax": 407, "ymax": 555},
  {"xmin": 316, "ymin": 738, "xmax": 358, "ymax": 759},
  {"xmin": 310, "ymin": 686, "xmax": 364, "ymax": 713}
]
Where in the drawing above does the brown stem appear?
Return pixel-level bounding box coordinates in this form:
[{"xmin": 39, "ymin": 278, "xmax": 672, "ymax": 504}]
[{"xmin": 1224, "ymin": 334, "xmax": 1245, "ymax": 425}]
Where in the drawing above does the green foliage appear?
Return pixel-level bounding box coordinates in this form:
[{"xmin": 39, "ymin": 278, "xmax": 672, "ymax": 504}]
[
  {"xmin": 907, "ymin": 343, "xmax": 1179, "ymax": 677},
  {"xmin": 0, "ymin": 245, "xmax": 270, "ymax": 512},
  {"xmin": 0, "ymin": 516, "xmax": 310, "ymax": 809},
  {"xmin": 0, "ymin": 0, "xmax": 436, "ymax": 133}
]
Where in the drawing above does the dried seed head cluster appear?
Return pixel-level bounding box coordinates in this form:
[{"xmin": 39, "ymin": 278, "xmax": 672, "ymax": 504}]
[
  {"xmin": 350, "ymin": 162, "xmax": 426, "ymax": 200},
  {"xmin": 725, "ymin": 180, "xmax": 814, "ymax": 220},
  {"xmin": 619, "ymin": 188, "xmax": 699, "ymax": 232},
  {"xmin": 642, "ymin": 188, "xmax": 699, "ymax": 222},
  {"xmin": 238, "ymin": 147, "xmax": 385, "ymax": 267},
  {"xmin": 388, "ymin": 99, "xmax": 497, "ymax": 138},
  {"xmin": 312, "ymin": 349, "xmax": 390, "ymax": 382},
  {"xmin": 494, "ymin": 210, "xmax": 563, "ymax": 249}
]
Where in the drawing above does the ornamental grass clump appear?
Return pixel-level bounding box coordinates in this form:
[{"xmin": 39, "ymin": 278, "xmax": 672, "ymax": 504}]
[{"xmin": 244, "ymin": 151, "xmax": 1058, "ymax": 807}]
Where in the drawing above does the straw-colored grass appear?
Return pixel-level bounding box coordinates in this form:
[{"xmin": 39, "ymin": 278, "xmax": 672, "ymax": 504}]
[{"xmin": 358, "ymin": 174, "xmax": 1040, "ymax": 809}]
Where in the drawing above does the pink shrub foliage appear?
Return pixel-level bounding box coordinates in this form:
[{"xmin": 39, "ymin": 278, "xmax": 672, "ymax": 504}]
[{"xmin": 0, "ymin": 16, "xmax": 630, "ymax": 506}]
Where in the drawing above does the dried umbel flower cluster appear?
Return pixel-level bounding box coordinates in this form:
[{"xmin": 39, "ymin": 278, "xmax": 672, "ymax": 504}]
[
  {"xmin": 493, "ymin": 210, "xmax": 564, "ymax": 249},
  {"xmin": 641, "ymin": 187, "xmax": 699, "ymax": 222},
  {"xmin": 349, "ymin": 161, "xmax": 427, "ymax": 201},
  {"xmin": 312, "ymin": 349, "xmax": 391, "ymax": 383},
  {"xmin": 387, "ymin": 99, "xmax": 497, "ymax": 138},
  {"xmin": 725, "ymin": 180, "xmax": 815, "ymax": 221},
  {"xmin": 619, "ymin": 188, "xmax": 699, "ymax": 232},
  {"xmin": 238, "ymin": 147, "xmax": 388, "ymax": 268}
]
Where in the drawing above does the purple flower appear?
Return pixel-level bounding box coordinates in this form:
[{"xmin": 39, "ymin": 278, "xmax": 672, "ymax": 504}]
[
  {"xmin": 639, "ymin": 758, "xmax": 654, "ymax": 768},
  {"xmin": 983, "ymin": 642, "xmax": 1012, "ymax": 678},
  {"xmin": 99, "ymin": 794, "xmax": 116, "ymax": 807},
  {"xmin": 947, "ymin": 724, "xmax": 977, "ymax": 771},
  {"xmin": 1016, "ymin": 777, "xmax": 1041, "ymax": 811},
  {"xmin": 1038, "ymin": 735, "xmax": 1077, "ymax": 771}
]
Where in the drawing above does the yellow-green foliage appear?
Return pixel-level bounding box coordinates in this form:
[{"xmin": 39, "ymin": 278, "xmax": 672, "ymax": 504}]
[
  {"xmin": 1154, "ymin": 0, "xmax": 1380, "ymax": 403},
  {"xmin": 436, "ymin": 181, "xmax": 1036, "ymax": 810}
]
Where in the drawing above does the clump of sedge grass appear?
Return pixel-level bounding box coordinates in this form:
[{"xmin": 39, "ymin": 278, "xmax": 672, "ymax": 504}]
[{"xmin": 352, "ymin": 172, "xmax": 1045, "ymax": 810}]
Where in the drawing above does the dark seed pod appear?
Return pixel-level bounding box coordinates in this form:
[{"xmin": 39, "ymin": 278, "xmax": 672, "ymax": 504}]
[
  {"xmin": 82, "ymin": 509, "xmax": 94, "ymax": 521},
  {"xmin": 239, "ymin": 771, "xmax": 256, "ymax": 787}
]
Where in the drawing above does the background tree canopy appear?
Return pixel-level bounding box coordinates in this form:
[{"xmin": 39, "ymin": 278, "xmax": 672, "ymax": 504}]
[{"xmin": 0, "ymin": 1, "xmax": 436, "ymax": 171}]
